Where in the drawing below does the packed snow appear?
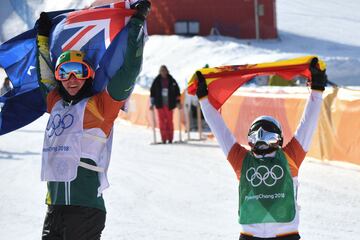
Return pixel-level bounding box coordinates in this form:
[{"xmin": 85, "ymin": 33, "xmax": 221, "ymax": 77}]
[{"xmin": 1, "ymin": 116, "xmax": 360, "ymax": 240}]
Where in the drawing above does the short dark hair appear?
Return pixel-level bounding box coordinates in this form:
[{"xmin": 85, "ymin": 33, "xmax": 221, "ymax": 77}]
[{"xmin": 159, "ymin": 65, "xmax": 169, "ymax": 74}]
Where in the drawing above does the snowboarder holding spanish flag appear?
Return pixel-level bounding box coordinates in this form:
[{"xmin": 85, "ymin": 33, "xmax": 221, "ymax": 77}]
[{"xmin": 195, "ymin": 59, "xmax": 327, "ymax": 240}]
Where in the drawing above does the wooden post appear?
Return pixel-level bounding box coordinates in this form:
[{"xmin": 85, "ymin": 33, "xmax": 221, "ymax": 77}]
[
  {"xmin": 196, "ymin": 103, "xmax": 202, "ymax": 140},
  {"xmin": 178, "ymin": 107, "xmax": 182, "ymax": 142},
  {"xmin": 151, "ymin": 108, "xmax": 157, "ymax": 144},
  {"xmin": 184, "ymin": 104, "xmax": 191, "ymax": 141}
]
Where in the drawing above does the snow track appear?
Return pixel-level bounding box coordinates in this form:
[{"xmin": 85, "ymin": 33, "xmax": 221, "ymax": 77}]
[{"xmin": 1, "ymin": 116, "xmax": 359, "ymax": 239}]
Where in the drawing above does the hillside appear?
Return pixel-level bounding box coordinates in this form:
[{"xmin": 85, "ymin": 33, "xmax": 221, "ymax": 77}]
[{"xmin": 1, "ymin": 0, "xmax": 359, "ymax": 86}]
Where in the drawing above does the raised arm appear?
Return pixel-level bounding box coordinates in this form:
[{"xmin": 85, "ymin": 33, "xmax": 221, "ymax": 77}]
[
  {"xmin": 199, "ymin": 98, "xmax": 236, "ymax": 156},
  {"xmin": 36, "ymin": 12, "xmax": 57, "ymax": 101},
  {"xmin": 196, "ymin": 71, "xmax": 247, "ymax": 178},
  {"xmin": 196, "ymin": 71, "xmax": 237, "ymax": 156},
  {"xmin": 284, "ymin": 58, "xmax": 327, "ymax": 167},
  {"xmin": 293, "ymin": 90, "xmax": 323, "ymax": 152},
  {"xmin": 107, "ymin": 1, "xmax": 151, "ymax": 101}
]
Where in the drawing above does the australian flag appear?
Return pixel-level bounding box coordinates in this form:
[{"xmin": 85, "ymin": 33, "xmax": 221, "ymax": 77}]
[{"xmin": 0, "ymin": 1, "xmax": 137, "ymax": 135}]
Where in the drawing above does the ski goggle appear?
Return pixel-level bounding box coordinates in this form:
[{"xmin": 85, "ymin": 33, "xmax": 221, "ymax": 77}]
[
  {"xmin": 248, "ymin": 127, "xmax": 281, "ymax": 148},
  {"xmin": 249, "ymin": 121, "xmax": 281, "ymax": 135},
  {"xmin": 55, "ymin": 61, "xmax": 94, "ymax": 81}
]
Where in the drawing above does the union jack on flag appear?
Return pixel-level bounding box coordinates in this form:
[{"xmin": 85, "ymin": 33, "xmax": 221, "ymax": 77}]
[{"xmin": 50, "ymin": 1, "xmax": 136, "ymax": 92}]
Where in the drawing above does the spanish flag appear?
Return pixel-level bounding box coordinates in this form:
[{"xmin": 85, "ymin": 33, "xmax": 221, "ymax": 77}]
[{"xmin": 187, "ymin": 56, "xmax": 326, "ymax": 110}]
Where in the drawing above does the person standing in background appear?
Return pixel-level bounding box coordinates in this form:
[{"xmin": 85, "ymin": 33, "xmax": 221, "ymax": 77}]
[{"xmin": 150, "ymin": 65, "xmax": 181, "ymax": 143}]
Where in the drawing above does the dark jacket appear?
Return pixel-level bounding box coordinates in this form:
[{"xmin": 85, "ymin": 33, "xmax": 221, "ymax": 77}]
[{"xmin": 150, "ymin": 74, "xmax": 180, "ymax": 110}]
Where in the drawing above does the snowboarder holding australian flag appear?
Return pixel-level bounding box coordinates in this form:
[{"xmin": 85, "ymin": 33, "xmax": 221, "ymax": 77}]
[
  {"xmin": 35, "ymin": 1, "xmax": 151, "ymax": 239},
  {"xmin": 195, "ymin": 60, "xmax": 327, "ymax": 240}
]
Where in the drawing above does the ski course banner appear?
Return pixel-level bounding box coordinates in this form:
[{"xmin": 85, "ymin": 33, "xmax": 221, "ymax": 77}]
[
  {"xmin": 187, "ymin": 56, "xmax": 326, "ymax": 110},
  {"xmin": 117, "ymin": 86, "xmax": 360, "ymax": 165}
]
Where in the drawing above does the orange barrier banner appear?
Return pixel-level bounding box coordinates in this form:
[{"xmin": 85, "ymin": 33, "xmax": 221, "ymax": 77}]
[
  {"xmin": 121, "ymin": 87, "xmax": 360, "ymax": 165},
  {"xmin": 119, "ymin": 90, "xmax": 184, "ymax": 130}
]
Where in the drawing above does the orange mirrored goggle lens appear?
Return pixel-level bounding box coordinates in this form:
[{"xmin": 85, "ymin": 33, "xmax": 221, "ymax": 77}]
[{"xmin": 55, "ymin": 62, "xmax": 94, "ymax": 81}]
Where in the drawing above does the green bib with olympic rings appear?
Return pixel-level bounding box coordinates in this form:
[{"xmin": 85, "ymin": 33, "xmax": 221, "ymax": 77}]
[{"xmin": 238, "ymin": 149, "xmax": 296, "ymax": 224}]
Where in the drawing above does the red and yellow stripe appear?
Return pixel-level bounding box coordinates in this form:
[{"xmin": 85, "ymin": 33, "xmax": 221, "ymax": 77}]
[{"xmin": 187, "ymin": 56, "xmax": 326, "ymax": 109}]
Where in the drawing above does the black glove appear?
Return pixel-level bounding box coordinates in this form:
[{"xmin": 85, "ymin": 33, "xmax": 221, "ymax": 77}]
[
  {"xmin": 37, "ymin": 12, "xmax": 52, "ymax": 37},
  {"xmin": 309, "ymin": 58, "xmax": 327, "ymax": 91},
  {"xmin": 131, "ymin": 0, "xmax": 151, "ymax": 21},
  {"xmin": 196, "ymin": 71, "xmax": 208, "ymax": 99}
]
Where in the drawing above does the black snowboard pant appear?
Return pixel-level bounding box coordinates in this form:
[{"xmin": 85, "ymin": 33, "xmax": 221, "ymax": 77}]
[
  {"xmin": 239, "ymin": 233, "xmax": 301, "ymax": 240},
  {"xmin": 42, "ymin": 205, "xmax": 106, "ymax": 240}
]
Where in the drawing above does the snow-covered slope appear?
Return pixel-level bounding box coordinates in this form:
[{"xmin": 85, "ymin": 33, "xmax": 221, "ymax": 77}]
[
  {"xmin": 139, "ymin": 34, "xmax": 360, "ymax": 88},
  {"xmin": 1, "ymin": 0, "xmax": 360, "ymax": 86},
  {"xmin": 278, "ymin": 0, "xmax": 360, "ymax": 47},
  {"xmin": 140, "ymin": 0, "xmax": 360, "ymax": 87},
  {"xmin": 1, "ymin": 116, "xmax": 360, "ymax": 240}
]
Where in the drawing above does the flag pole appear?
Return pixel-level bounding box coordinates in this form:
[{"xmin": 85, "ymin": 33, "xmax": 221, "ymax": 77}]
[{"xmin": 178, "ymin": 107, "xmax": 182, "ymax": 142}]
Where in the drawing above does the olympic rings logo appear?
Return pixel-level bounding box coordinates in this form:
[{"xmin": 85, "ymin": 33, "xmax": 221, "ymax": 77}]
[
  {"xmin": 46, "ymin": 113, "xmax": 74, "ymax": 137},
  {"xmin": 245, "ymin": 165, "xmax": 284, "ymax": 187}
]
